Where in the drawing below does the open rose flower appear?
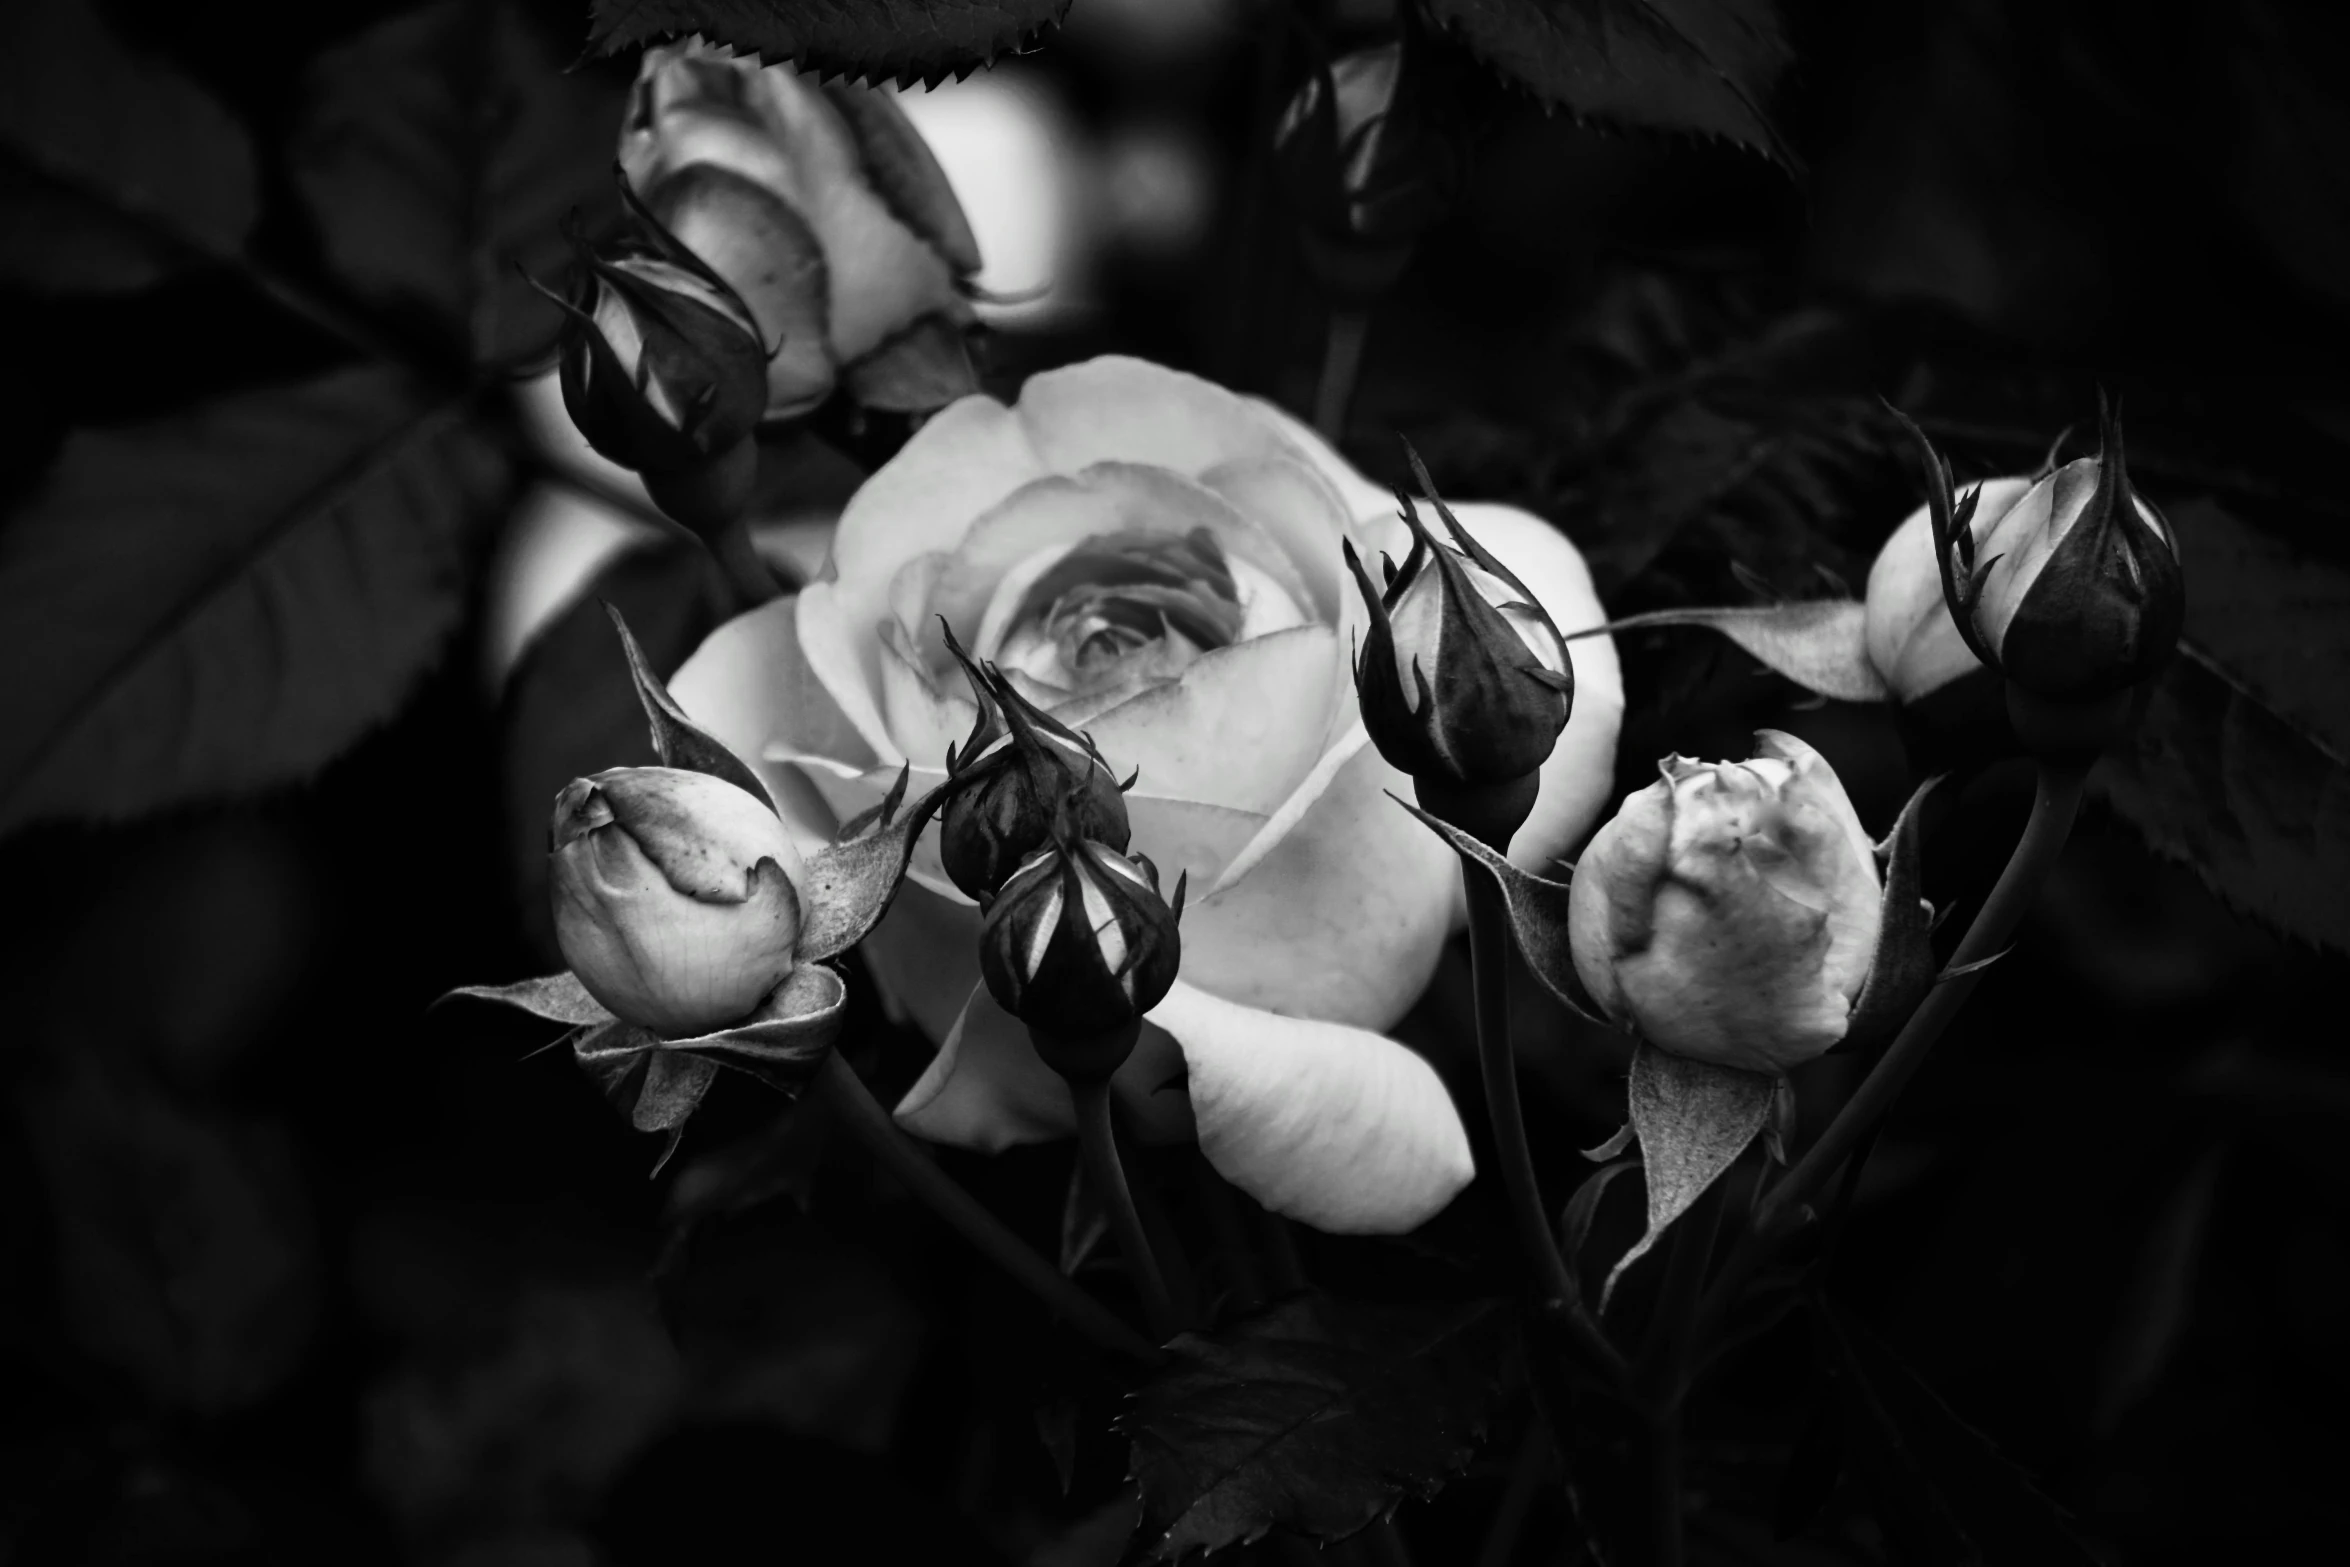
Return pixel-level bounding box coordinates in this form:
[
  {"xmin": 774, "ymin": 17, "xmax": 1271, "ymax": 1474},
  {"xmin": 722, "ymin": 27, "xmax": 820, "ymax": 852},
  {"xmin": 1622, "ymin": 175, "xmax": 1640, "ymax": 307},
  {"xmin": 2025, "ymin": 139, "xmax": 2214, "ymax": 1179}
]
[{"xmin": 667, "ymin": 356, "xmax": 1621, "ymax": 1233}]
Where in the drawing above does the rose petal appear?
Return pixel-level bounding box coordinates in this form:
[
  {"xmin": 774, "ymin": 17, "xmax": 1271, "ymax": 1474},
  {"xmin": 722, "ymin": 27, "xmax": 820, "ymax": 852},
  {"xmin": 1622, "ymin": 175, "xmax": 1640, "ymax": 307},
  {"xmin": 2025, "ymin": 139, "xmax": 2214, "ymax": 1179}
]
[
  {"xmin": 891, "ymin": 980, "xmax": 1193, "ymax": 1150},
  {"xmin": 1015, "ymin": 357, "xmax": 1299, "ymax": 479},
  {"xmin": 925, "ymin": 465, "xmax": 1317, "ymax": 658},
  {"xmin": 1181, "ymin": 736, "xmax": 1455, "ymax": 1029},
  {"xmin": 857, "ymin": 879, "xmax": 985, "ymax": 1043},
  {"xmin": 1863, "ymin": 476, "xmax": 2033, "ymax": 700},
  {"xmin": 670, "ymin": 595, "xmax": 874, "ymax": 852},
  {"xmin": 1197, "ymin": 452, "xmax": 1358, "ymax": 622},
  {"xmin": 795, "ymin": 581, "xmax": 904, "ymax": 762},
  {"xmin": 1152, "ymin": 981, "xmax": 1475, "ymax": 1234},
  {"xmin": 1242, "ymin": 394, "xmax": 1399, "ymax": 525},
  {"xmin": 1443, "ymin": 503, "xmax": 1624, "ymax": 876},
  {"xmin": 1083, "ymin": 626, "xmax": 1344, "ymax": 816}
]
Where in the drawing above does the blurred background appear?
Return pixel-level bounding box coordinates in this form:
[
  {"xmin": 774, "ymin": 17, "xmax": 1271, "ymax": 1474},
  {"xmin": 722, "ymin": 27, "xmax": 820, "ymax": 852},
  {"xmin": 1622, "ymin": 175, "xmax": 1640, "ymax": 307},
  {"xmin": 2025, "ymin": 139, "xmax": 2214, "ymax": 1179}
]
[{"xmin": 4, "ymin": 0, "xmax": 2348, "ymax": 1562}]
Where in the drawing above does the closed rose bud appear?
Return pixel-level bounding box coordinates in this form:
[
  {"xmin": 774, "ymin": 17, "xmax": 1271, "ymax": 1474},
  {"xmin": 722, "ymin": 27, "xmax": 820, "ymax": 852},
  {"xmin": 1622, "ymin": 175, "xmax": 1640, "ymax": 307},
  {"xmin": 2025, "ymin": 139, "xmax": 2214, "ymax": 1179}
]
[
  {"xmin": 1566, "ymin": 732, "xmax": 1881, "ymax": 1075},
  {"xmin": 938, "ymin": 628, "xmax": 1131, "ymax": 904},
  {"xmin": 620, "ymin": 41, "xmax": 982, "ymax": 420},
  {"xmin": 978, "ymin": 838, "xmax": 1184, "ymax": 1082},
  {"xmin": 1346, "ymin": 452, "xmax": 1573, "ymax": 824},
  {"xmin": 1864, "ymin": 474, "xmax": 2037, "ymax": 703},
  {"xmin": 1274, "ymin": 41, "xmax": 1444, "ymax": 300},
  {"xmin": 551, "ymin": 766, "xmax": 804, "ymax": 1036},
  {"xmin": 1889, "ymin": 405, "xmax": 2183, "ymax": 712},
  {"xmin": 553, "ymin": 239, "xmax": 768, "ymax": 489}
]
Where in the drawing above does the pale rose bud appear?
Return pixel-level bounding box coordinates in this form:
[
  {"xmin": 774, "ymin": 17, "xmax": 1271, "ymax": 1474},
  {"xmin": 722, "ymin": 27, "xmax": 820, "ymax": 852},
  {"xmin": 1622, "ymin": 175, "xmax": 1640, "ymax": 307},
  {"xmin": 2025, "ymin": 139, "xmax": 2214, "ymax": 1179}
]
[
  {"xmin": 1272, "ymin": 37, "xmax": 1463, "ymax": 301},
  {"xmin": 937, "ymin": 626, "xmax": 1131, "ymax": 907},
  {"xmin": 1566, "ymin": 732, "xmax": 1881, "ymax": 1074},
  {"xmin": 1346, "ymin": 452, "xmax": 1573, "ymax": 805},
  {"xmin": 978, "ymin": 837, "xmax": 1184, "ymax": 1083},
  {"xmin": 620, "ymin": 41, "xmax": 981, "ymax": 420},
  {"xmin": 551, "ymin": 766, "xmax": 804, "ymax": 1036}
]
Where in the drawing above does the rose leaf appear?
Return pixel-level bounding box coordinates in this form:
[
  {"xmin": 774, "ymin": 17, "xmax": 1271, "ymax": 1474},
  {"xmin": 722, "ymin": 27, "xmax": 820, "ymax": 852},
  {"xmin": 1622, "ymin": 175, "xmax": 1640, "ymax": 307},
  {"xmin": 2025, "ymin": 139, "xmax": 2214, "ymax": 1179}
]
[
  {"xmin": 1825, "ymin": 1298, "xmax": 2103, "ymax": 1563},
  {"xmin": 0, "ymin": 369, "xmax": 512, "ymax": 835},
  {"xmin": 1569, "ymin": 601, "xmax": 1892, "ymax": 704},
  {"xmin": 1602, "ymin": 1044, "xmax": 1776, "ymax": 1310},
  {"xmin": 1424, "ymin": 0, "xmax": 1800, "ymax": 171},
  {"xmin": 0, "ymin": 3, "xmax": 258, "ymax": 293},
  {"xmin": 1120, "ymin": 1292, "xmax": 1516, "ymax": 1559},
  {"xmin": 288, "ymin": 0, "xmax": 626, "ymax": 368},
  {"xmin": 586, "ymin": 0, "xmax": 1073, "ymax": 89}
]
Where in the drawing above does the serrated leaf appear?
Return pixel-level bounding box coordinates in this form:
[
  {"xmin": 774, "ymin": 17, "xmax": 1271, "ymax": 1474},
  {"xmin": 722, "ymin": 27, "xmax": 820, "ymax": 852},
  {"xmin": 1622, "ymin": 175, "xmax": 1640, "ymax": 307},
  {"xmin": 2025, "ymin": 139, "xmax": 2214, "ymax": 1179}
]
[
  {"xmin": 1426, "ymin": 0, "xmax": 1798, "ymax": 169},
  {"xmin": 1603, "ymin": 1044, "xmax": 1775, "ymax": 1310},
  {"xmin": 587, "ymin": 0, "xmax": 1072, "ymax": 88},
  {"xmin": 2094, "ymin": 495, "xmax": 2350, "ymax": 955},
  {"xmin": 0, "ymin": 369, "xmax": 511, "ymax": 836},
  {"xmin": 1825, "ymin": 1300, "xmax": 2104, "ymax": 1565},
  {"xmin": 290, "ymin": 0, "xmax": 626, "ymax": 367},
  {"xmin": 0, "ymin": 2, "xmax": 258, "ymax": 292},
  {"xmin": 1121, "ymin": 1293, "xmax": 1514, "ymax": 1559},
  {"xmin": 22, "ymin": 1055, "xmax": 317, "ymax": 1414},
  {"xmin": 1582, "ymin": 600, "xmax": 1892, "ymax": 702}
]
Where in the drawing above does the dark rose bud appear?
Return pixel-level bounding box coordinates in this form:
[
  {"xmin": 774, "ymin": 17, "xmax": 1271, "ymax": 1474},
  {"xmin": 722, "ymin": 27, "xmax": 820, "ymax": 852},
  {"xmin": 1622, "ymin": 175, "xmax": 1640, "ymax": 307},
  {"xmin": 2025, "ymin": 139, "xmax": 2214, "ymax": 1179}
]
[
  {"xmin": 1344, "ymin": 447, "xmax": 1573, "ymax": 834},
  {"xmin": 1894, "ymin": 403, "xmax": 2183, "ymax": 702},
  {"xmin": 938, "ymin": 625, "xmax": 1131, "ymax": 905},
  {"xmin": 1272, "ymin": 31, "xmax": 1469, "ymax": 303},
  {"xmin": 539, "ymin": 188, "xmax": 770, "ymax": 534},
  {"xmin": 1977, "ymin": 406, "xmax": 2184, "ymax": 704},
  {"xmin": 978, "ymin": 837, "xmax": 1184, "ymax": 1083}
]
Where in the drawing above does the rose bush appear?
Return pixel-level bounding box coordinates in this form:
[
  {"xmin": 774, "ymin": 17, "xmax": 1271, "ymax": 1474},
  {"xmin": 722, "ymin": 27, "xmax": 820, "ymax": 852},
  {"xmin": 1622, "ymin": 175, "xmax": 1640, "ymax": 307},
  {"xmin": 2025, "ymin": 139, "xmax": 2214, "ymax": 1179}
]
[{"xmin": 668, "ymin": 356, "xmax": 1621, "ymax": 1232}]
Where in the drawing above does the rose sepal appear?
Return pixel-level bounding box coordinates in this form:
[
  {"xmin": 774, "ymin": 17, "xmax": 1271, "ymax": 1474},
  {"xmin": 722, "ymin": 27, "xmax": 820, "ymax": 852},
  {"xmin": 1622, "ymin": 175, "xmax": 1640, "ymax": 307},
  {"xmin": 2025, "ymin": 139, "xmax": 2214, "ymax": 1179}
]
[
  {"xmin": 1391, "ymin": 794, "xmax": 1609, "ymax": 1025},
  {"xmin": 1598, "ymin": 1044, "xmax": 1781, "ymax": 1311},
  {"xmin": 1838, "ymin": 775, "xmax": 1939, "ymax": 1055}
]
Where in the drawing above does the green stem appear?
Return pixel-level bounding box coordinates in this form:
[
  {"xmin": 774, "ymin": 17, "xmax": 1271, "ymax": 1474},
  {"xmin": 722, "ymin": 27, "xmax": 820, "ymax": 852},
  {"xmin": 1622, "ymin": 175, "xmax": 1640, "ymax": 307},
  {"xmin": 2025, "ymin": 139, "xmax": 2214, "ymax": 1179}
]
[
  {"xmin": 712, "ymin": 519, "xmax": 783, "ymax": 610},
  {"xmin": 1636, "ymin": 1180, "xmax": 1723, "ymax": 1567},
  {"xmin": 1312, "ymin": 306, "xmax": 1371, "ymax": 444},
  {"xmin": 1691, "ymin": 759, "xmax": 2089, "ymax": 1355},
  {"xmin": 813, "ymin": 1054, "xmax": 1160, "ymax": 1363},
  {"xmin": 1074, "ymin": 1079, "xmax": 1182, "ymax": 1342},
  {"xmin": 1464, "ymin": 870, "xmax": 1630, "ymax": 1389}
]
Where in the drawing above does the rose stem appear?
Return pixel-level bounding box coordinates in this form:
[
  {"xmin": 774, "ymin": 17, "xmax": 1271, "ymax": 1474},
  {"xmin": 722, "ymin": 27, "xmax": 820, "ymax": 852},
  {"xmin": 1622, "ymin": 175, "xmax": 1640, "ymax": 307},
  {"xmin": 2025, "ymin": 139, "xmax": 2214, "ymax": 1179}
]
[
  {"xmin": 712, "ymin": 519, "xmax": 784, "ymax": 610},
  {"xmin": 812, "ymin": 1053, "xmax": 1161, "ymax": 1363},
  {"xmin": 1118, "ymin": 1109, "xmax": 1203, "ymax": 1325},
  {"xmin": 1473, "ymin": 1423, "xmax": 1553, "ymax": 1567},
  {"xmin": 1073, "ymin": 1078, "xmax": 1183, "ymax": 1342},
  {"xmin": 1192, "ymin": 1155, "xmax": 1266, "ymax": 1311},
  {"xmin": 1312, "ymin": 306, "xmax": 1371, "ymax": 444},
  {"xmin": 1636, "ymin": 1177, "xmax": 1728, "ymax": 1567},
  {"xmin": 1684, "ymin": 757, "xmax": 2090, "ymax": 1384},
  {"xmin": 1463, "ymin": 868, "xmax": 1631, "ymax": 1391}
]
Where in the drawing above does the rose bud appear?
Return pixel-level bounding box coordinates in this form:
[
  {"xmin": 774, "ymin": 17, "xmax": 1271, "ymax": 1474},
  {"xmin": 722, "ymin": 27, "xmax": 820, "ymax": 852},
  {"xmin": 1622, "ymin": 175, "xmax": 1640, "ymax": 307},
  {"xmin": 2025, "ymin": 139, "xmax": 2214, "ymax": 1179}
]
[
  {"xmin": 1274, "ymin": 40, "xmax": 1444, "ymax": 301},
  {"xmin": 551, "ymin": 766, "xmax": 804, "ymax": 1037},
  {"xmin": 1864, "ymin": 474, "xmax": 2038, "ymax": 704},
  {"xmin": 620, "ymin": 40, "xmax": 982, "ymax": 422},
  {"xmin": 938, "ymin": 627, "xmax": 1132, "ymax": 906},
  {"xmin": 1345, "ymin": 448, "xmax": 1574, "ymax": 838},
  {"xmin": 978, "ymin": 835, "xmax": 1184, "ymax": 1083},
  {"xmin": 1566, "ymin": 732, "xmax": 1881, "ymax": 1075},
  {"xmin": 1891, "ymin": 404, "xmax": 2183, "ymax": 715},
  {"xmin": 544, "ymin": 198, "xmax": 771, "ymax": 533}
]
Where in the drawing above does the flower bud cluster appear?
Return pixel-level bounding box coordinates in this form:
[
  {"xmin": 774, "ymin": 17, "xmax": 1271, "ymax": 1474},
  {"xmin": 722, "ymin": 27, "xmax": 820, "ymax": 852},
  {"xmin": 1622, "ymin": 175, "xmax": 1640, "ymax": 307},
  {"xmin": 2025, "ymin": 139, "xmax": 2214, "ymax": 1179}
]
[{"xmin": 937, "ymin": 628, "xmax": 1182, "ymax": 1075}]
